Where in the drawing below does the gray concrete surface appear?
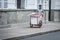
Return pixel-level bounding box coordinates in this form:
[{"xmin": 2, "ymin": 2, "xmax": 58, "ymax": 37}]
[
  {"xmin": 0, "ymin": 22, "xmax": 60, "ymax": 40},
  {"xmin": 21, "ymin": 31, "xmax": 60, "ymax": 40},
  {"xmin": 0, "ymin": 10, "xmax": 60, "ymax": 25}
]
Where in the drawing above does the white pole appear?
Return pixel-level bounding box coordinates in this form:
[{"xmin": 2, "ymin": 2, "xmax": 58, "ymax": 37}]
[{"xmin": 45, "ymin": 0, "xmax": 46, "ymax": 24}]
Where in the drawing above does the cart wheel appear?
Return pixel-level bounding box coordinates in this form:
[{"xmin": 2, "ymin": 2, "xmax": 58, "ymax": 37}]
[
  {"xmin": 39, "ymin": 21, "xmax": 42, "ymax": 28},
  {"xmin": 30, "ymin": 24, "xmax": 33, "ymax": 28}
]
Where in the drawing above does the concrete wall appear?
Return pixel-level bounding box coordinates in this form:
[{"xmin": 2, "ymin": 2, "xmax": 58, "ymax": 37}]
[
  {"xmin": 16, "ymin": 10, "xmax": 38, "ymax": 23},
  {"xmin": 0, "ymin": 9, "xmax": 37, "ymax": 25},
  {"xmin": 0, "ymin": 12, "xmax": 7, "ymax": 25},
  {"xmin": 7, "ymin": 12, "xmax": 17, "ymax": 24},
  {"xmin": 54, "ymin": 10, "xmax": 60, "ymax": 22},
  {"xmin": 44, "ymin": 10, "xmax": 60, "ymax": 22},
  {"xmin": 0, "ymin": 9, "xmax": 60, "ymax": 25}
]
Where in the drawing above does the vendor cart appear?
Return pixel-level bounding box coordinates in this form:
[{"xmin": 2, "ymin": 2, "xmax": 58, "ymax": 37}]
[{"xmin": 30, "ymin": 13, "xmax": 42, "ymax": 28}]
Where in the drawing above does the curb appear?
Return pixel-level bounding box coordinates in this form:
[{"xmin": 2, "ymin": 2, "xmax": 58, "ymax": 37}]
[{"xmin": 3, "ymin": 29, "xmax": 60, "ymax": 40}]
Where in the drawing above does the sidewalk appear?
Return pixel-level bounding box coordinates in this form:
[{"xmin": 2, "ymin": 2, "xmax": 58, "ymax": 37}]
[{"xmin": 0, "ymin": 22, "xmax": 60, "ymax": 40}]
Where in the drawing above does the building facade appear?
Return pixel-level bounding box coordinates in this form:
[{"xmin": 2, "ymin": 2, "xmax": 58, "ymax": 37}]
[
  {"xmin": 0, "ymin": 0, "xmax": 60, "ymax": 25},
  {"xmin": 0, "ymin": 0, "xmax": 16, "ymax": 9},
  {"xmin": 0, "ymin": 0, "xmax": 60, "ymax": 10}
]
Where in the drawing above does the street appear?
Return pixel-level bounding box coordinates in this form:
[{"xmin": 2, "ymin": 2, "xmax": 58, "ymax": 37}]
[{"xmin": 21, "ymin": 31, "xmax": 60, "ymax": 40}]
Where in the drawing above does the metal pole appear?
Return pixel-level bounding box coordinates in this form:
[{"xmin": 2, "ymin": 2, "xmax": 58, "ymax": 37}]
[
  {"xmin": 49, "ymin": 0, "xmax": 51, "ymax": 21},
  {"xmin": 45, "ymin": 0, "xmax": 46, "ymax": 24}
]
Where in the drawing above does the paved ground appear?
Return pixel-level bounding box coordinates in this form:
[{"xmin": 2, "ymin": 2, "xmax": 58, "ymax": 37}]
[
  {"xmin": 0, "ymin": 22, "xmax": 60, "ymax": 40},
  {"xmin": 21, "ymin": 31, "xmax": 60, "ymax": 40}
]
